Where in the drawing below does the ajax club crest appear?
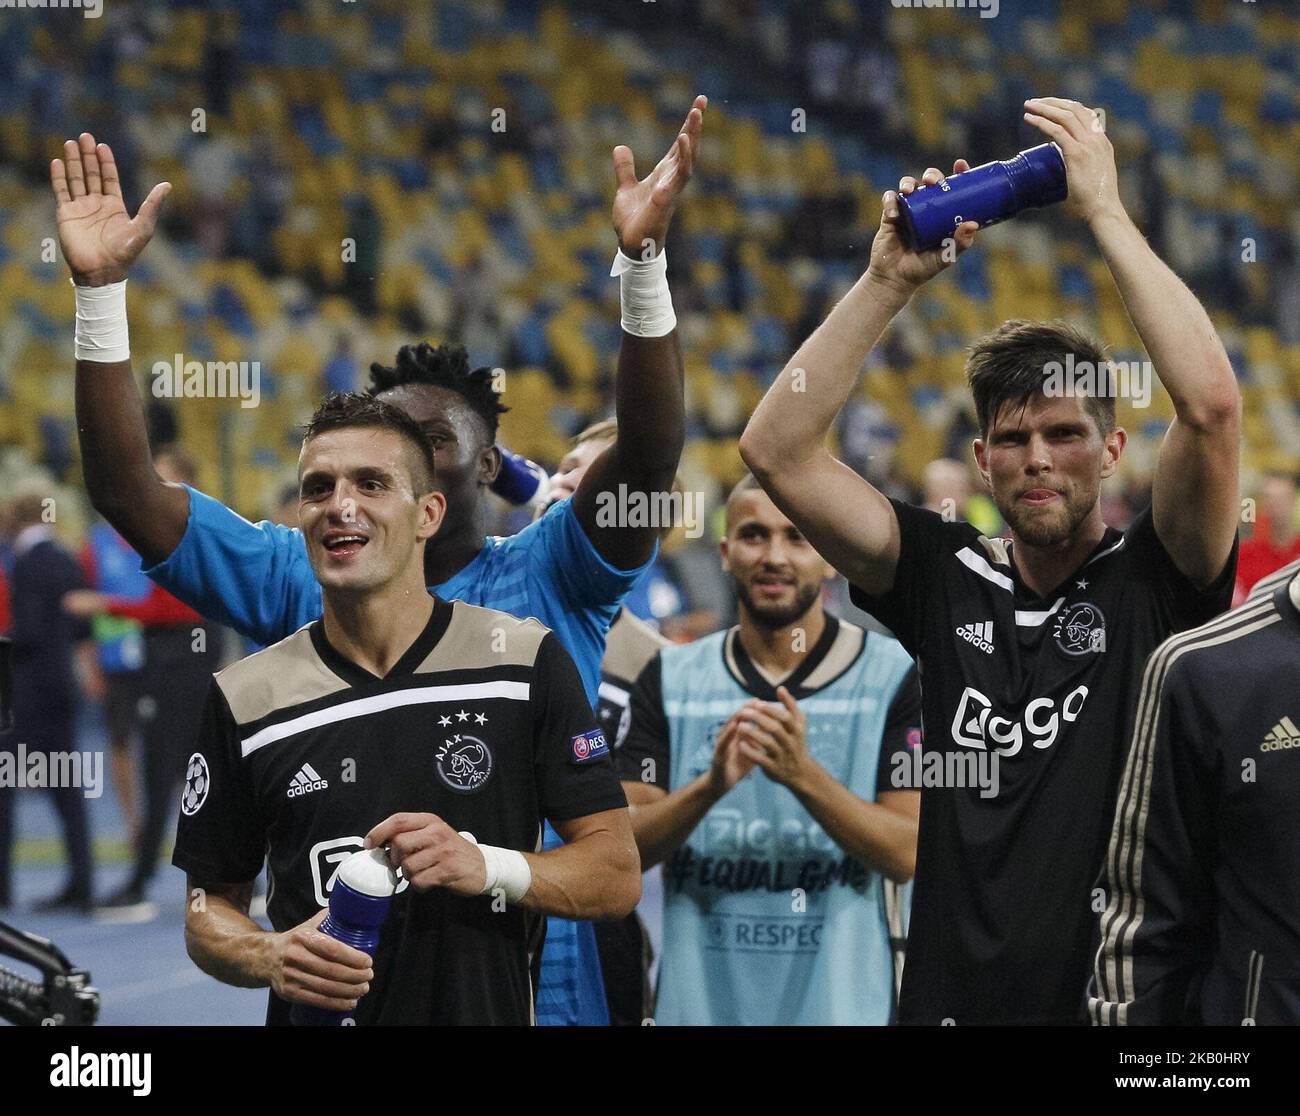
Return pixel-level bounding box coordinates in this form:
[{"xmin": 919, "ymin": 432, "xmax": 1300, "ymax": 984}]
[
  {"xmin": 436, "ymin": 734, "xmax": 493, "ymax": 793},
  {"xmin": 1053, "ymin": 602, "xmax": 1107, "ymax": 657}
]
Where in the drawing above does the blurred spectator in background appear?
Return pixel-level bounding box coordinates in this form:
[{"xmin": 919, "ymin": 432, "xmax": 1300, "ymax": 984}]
[
  {"xmin": 322, "ymin": 335, "xmax": 360, "ymax": 397},
  {"xmin": 1234, "ymin": 470, "xmax": 1300, "ymax": 607},
  {"xmin": 450, "ymin": 251, "xmax": 504, "ymax": 366},
  {"xmin": 1275, "ymin": 233, "xmax": 1300, "ymax": 348},
  {"xmin": 921, "ymin": 458, "xmax": 969, "ymax": 518},
  {"xmin": 232, "ymin": 135, "xmax": 293, "ymax": 270},
  {"xmin": 921, "ymin": 457, "xmax": 1003, "ymax": 538},
  {"xmin": 188, "ymin": 133, "xmax": 241, "ymax": 259},
  {"xmin": 265, "ymin": 480, "xmax": 301, "ymax": 530},
  {"xmin": 920, "ymin": 455, "xmax": 998, "ymax": 535},
  {"xmin": 342, "ymin": 192, "xmax": 381, "ymax": 314},
  {"xmin": 63, "ymin": 450, "xmax": 223, "ymax": 921},
  {"xmin": 0, "ymin": 484, "xmax": 95, "ymax": 912},
  {"xmin": 547, "ymin": 418, "xmax": 701, "ymax": 637},
  {"xmin": 79, "ymin": 518, "xmax": 150, "ymax": 847},
  {"xmin": 1099, "ymin": 484, "xmax": 1138, "ymax": 535}
]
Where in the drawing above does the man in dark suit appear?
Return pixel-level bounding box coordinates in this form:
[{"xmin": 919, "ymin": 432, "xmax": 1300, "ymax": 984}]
[{"xmin": 0, "ymin": 488, "xmax": 95, "ymax": 911}]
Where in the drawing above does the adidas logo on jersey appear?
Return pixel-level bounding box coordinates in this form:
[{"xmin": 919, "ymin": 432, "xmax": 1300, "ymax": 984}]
[
  {"xmin": 1260, "ymin": 716, "xmax": 1300, "ymax": 752},
  {"xmin": 955, "ymin": 620, "xmax": 994, "ymax": 653},
  {"xmin": 287, "ymin": 763, "xmax": 329, "ymax": 798}
]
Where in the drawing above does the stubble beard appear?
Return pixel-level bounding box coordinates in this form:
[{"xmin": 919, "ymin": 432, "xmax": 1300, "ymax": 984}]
[
  {"xmin": 734, "ymin": 576, "xmax": 821, "ymax": 631},
  {"xmin": 999, "ymin": 483, "xmax": 1096, "ymax": 549}
]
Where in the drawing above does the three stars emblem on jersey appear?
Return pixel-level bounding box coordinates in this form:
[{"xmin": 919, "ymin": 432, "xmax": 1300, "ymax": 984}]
[{"xmin": 436, "ymin": 709, "xmax": 489, "ymax": 727}]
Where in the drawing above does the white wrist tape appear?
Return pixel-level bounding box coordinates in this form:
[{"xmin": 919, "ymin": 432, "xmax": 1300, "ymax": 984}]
[
  {"xmin": 72, "ymin": 278, "xmax": 130, "ymax": 363},
  {"xmin": 459, "ymin": 831, "xmax": 532, "ymax": 903},
  {"xmin": 610, "ymin": 248, "xmax": 676, "ymax": 337}
]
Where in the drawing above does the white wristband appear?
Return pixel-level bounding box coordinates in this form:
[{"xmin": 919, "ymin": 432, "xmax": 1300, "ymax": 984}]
[
  {"xmin": 610, "ymin": 248, "xmax": 676, "ymax": 337},
  {"xmin": 459, "ymin": 831, "xmax": 532, "ymax": 904},
  {"xmin": 72, "ymin": 278, "xmax": 130, "ymax": 363}
]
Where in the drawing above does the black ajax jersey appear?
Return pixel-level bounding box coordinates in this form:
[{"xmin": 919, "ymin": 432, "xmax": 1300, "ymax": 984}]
[
  {"xmin": 850, "ymin": 499, "xmax": 1236, "ymax": 1024},
  {"xmin": 172, "ymin": 595, "xmax": 627, "ymax": 1026}
]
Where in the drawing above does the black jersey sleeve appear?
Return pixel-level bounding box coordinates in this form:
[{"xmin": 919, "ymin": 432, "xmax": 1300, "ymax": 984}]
[
  {"xmin": 848, "ymin": 498, "xmax": 967, "ymax": 657},
  {"xmin": 172, "ymin": 679, "xmax": 266, "ymax": 883},
  {"xmin": 876, "ymin": 664, "xmax": 923, "ymax": 792},
  {"xmin": 1123, "ymin": 503, "xmax": 1238, "ymax": 631},
  {"xmin": 1089, "ymin": 649, "xmax": 1216, "ymax": 1025},
  {"xmin": 532, "ymin": 632, "xmax": 628, "ymax": 823},
  {"xmin": 612, "ymin": 653, "xmax": 669, "ymax": 791}
]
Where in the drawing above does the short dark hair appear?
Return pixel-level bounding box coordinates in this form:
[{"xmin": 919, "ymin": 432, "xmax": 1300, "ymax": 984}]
[
  {"xmin": 724, "ymin": 472, "xmax": 768, "ymax": 530},
  {"xmin": 966, "ymin": 320, "xmax": 1114, "ymax": 438},
  {"xmin": 302, "ymin": 392, "xmax": 437, "ymax": 493},
  {"xmin": 366, "ymin": 341, "xmax": 508, "ymax": 441}
]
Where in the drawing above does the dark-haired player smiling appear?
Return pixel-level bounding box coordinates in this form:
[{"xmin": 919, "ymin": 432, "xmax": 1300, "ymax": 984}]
[
  {"xmin": 741, "ymin": 98, "xmax": 1241, "ymax": 1024},
  {"xmin": 174, "ymin": 393, "xmax": 638, "ymax": 1025},
  {"xmin": 57, "ymin": 95, "xmax": 706, "ymax": 1025}
]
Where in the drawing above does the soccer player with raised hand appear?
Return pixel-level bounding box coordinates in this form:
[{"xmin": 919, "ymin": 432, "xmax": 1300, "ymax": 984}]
[
  {"xmin": 740, "ymin": 98, "xmax": 1241, "ymax": 1024},
  {"xmin": 56, "ymin": 96, "xmax": 705, "ymax": 1026},
  {"xmin": 173, "ymin": 394, "xmax": 638, "ymax": 1025}
]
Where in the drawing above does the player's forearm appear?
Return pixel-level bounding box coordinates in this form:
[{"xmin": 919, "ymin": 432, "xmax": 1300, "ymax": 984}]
[
  {"xmin": 574, "ymin": 332, "xmax": 687, "ymax": 568},
  {"xmin": 519, "ymin": 828, "xmax": 641, "ymax": 919},
  {"xmin": 612, "ymin": 333, "xmax": 686, "ymax": 483},
  {"xmin": 788, "ymin": 764, "xmax": 917, "ymax": 883},
  {"xmin": 740, "ymin": 273, "xmax": 910, "ymax": 477},
  {"xmin": 627, "ymin": 773, "xmax": 720, "ymax": 869},
  {"xmin": 183, "ymin": 892, "xmax": 273, "ymax": 989},
  {"xmin": 75, "ymin": 355, "xmax": 188, "ymax": 565},
  {"xmin": 1090, "ymin": 210, "xmax": 1239, "ymax": 426}
]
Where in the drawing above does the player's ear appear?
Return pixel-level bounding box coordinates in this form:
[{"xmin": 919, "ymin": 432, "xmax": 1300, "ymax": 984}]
[
  {"xmin": 719, "ymin": 534, "xmax": 732, "ymax": 573},
  {"xmin": 417, "ymin": 490, "xmax": 446, "ymax": 540},
  {"xmin": 972, "ymin": 437, "xmax": 992, "ymax": 488},
  {"xmin": 1100, "ymin": 426, "xmax": 1126, "ymax": 479},
  {"xmin": 479, "ymin": 441, "xmax": 501, "ymax": 486}
]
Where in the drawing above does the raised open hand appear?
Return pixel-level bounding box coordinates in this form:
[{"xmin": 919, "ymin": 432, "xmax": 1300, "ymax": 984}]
[
  {"xmin": 1022, "ymin": 97, "xmax": 1122, "ymax": 226},
  {"xmin": 51, "ymin": 133, "xmax": 171, "ymax": 286},
  {"xmin": 611, "ymin": 94, "xmax": 706, "ymax": 260}
]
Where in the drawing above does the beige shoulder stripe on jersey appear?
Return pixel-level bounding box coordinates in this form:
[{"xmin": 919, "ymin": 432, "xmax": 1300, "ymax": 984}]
[
  {"xmin": 415, "ymin": 600, "xmax": 550, "ymax": 674},
  {"xmin": 217, "ymin": 626, "xmax": 350, "ymax": 727}
]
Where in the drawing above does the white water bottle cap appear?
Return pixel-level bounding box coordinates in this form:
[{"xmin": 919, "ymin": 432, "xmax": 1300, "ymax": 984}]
[{"xmin": 337, "ymin": 848, "xmax": 400, "ymax": 898}]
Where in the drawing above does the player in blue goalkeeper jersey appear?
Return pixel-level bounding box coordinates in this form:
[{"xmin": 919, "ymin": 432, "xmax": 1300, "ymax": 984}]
[{"xmin": 53, "ymin": 95, "xmax": 706, "ymax": 1025}]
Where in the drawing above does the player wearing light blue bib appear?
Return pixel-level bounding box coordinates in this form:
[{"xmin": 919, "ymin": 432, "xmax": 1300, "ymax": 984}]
[{"xmin": 616, "ymin": 476, "xmax": 921, "ymax": 1025}]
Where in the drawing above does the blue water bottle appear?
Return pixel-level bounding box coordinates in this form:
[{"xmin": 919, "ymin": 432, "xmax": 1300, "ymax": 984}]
[
  {"xmin": 491, "ymin": 445, "xmax": 552, "ymax": 509},
  {"xmin": 895, "ymin": 142, "xmax": 1068, "ymax": 253},
  {"xmin": 289, "ymin": 848, "xmax": 398, "ymax": 1027}
]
